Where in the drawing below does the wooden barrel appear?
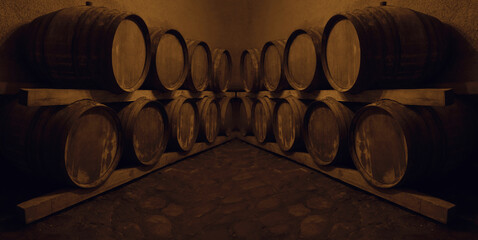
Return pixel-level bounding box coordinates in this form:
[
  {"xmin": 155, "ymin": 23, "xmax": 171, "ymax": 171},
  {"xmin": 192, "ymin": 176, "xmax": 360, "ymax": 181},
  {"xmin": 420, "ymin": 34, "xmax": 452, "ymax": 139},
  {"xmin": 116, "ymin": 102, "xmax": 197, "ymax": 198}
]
[
  {"xmin": 260, "ymin": 40, "xmax": 289, "ymax": 91},
  {"xmin": 144, "ymin": 28, "xmax": 189, "ymax": 90},
  {"xmin": 349, "ymin": 100, "xmax": 477, "ymax": 188},
  {"xmin": 219, "ymin": 97, "xmax": 236, "ymax": 136},
  {"xmin": 211, "ymin": 49, "xmax": 232, "ymax": 92},
  {"xmin": 303, "ymin": 98, "xmax": 354, "ymax": 166},
  {"xmin": 322, "ymin": 6, "xmax": 449, "ymax": 92},
  {"xmin": 238, "ymin": 97, "xmax": 254, "ymax": 136},
  {"xmin": 184, "ymin": 40, "xmax": 212, "ymax": 91},
  {"xmin": 118, "ymin": 98, "xmax": 169, "ymax": 166},
  {"xmin": 273, "ymin": 96, "xmax": 307, "ymax": 152},
  {"xmin": 197, "ymin": 96, "xmax": 220, "ymax": 143},
  {"xmin": 25, "ymin": 6, "xmax": 151, "ymax": 93},
  {"xmin": 240, "ymin": 48, "xmax": 262, "ymax": 92},
  {"xmin": 284, "ymin": 28, "xmax": 328, "ymax": 91},
  {"xmin": 252, "ymin": 96, "xmax": 276, "ymax": 143},
  {"xmin": 165, "ymin": 97, "xmax": 199, "ymax": 152},
  {"xmin": 0, "ymin": 99, "xmax": 122, "ymax": 188}
]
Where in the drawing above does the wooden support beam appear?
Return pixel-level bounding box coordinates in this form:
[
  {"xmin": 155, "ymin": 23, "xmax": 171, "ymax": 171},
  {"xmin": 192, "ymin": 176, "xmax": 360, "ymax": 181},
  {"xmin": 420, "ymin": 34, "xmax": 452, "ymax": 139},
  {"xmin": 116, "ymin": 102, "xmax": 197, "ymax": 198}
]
[
  {"xmin": 237, "ymin": 88, "xmax": 454, "ymax": 106},
  {"xmin": 19, "ymin": 89, "xmax": 236, "ymax": 106},
  {"xmin": 238, "ymin": 136, "xmax": 455, "ymax": 224},
  {"xmin": 17, "ymin": 136, "xmax": 234, "ymax": 224}
]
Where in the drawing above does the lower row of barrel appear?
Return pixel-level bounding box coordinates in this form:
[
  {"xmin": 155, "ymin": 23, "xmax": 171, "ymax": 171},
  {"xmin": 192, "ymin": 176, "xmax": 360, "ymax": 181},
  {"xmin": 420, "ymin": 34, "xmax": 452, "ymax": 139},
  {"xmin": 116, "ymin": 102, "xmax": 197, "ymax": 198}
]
[
  {"xmin": 24, "ymin": 5, "xmax": 232, "ymax": 93},
  {"xmin": 238, "ymin": 95, "xmax": 478, "ymax": 189},
  {"xmin": 241, "ymin": 5, "xmax": 450, "ymax": 93},
  {"xmin": 0, "ymin": 96, "xmax": 237, "ymax": 189}
]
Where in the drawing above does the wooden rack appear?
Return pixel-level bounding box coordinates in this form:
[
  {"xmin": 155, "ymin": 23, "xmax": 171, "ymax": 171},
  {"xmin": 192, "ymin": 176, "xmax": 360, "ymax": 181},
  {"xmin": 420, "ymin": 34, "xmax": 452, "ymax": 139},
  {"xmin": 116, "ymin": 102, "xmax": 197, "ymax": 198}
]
[{"xmin": 238, "ymin": 135, "xmax": 455, "ymax": 224}]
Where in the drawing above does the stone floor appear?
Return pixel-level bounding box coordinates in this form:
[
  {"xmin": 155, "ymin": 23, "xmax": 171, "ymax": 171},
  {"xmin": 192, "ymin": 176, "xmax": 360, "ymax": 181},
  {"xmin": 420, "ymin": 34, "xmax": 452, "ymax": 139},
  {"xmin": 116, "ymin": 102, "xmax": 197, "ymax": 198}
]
[{"xmin": 0, "ymin": 140, "xmax": 477, "ymax": 239}]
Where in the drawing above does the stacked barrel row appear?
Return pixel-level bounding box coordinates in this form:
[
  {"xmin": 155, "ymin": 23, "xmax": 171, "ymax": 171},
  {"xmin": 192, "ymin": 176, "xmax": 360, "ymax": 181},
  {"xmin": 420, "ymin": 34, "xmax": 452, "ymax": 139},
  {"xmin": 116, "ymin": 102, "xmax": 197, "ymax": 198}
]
[
  {"xmin": 241, "ymin": 4, "xmax": 450, "ymax": 93},
  {"xmin": 0, "ymin": 5, "xmax": 235, "ymax": 189},
  {"xmin": 239, "ymin": 4, "xmax": 477, "ymax": 189}
]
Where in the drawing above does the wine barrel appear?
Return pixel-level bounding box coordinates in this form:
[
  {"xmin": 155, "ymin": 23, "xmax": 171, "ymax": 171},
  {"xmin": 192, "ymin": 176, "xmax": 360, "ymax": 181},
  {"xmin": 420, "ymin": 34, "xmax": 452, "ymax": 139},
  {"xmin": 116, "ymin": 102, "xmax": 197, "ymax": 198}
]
[
  {"xmin": 144, "ymin": 28, "xmax": 189, "ymax": 90},
  {"xmin": 252, "ymin": 96, "xmax": 275, "ymax": 143},
  {"xmin": 219, "ymin": 97, "xmax": 236, "ymax": 136},
  {"xmin": 240, "ymin": 48, "xmax": 262, "ymax": 92},
  {"xmin": 118, "ymin": 98, "xmax": 169, "ymax": 166},
  {"xmin": 322, "ymin": 6, "xmax": 449, "ymax": 92},
  {"xmin": 0, "ymin": 99, "xmax": 122, "ymax": 188},
  {"xmin": 284, "ymin": 28, "xmax": 328, "ymax": 91},
  {"xmin": 197, "ymin": 96, "xmax": 220, "ymax": 143},
  {"xmin": 260, "ymin": 40, "xmax": 289, "ymax": 91},
  {"xmin": 211, "ymin": 49, "xmax": 232, "ymax": 92},
  {"xmin": 25, "ymin": 6, "xmax": 151, "ymax": 93},
  {"xmin": 349, "ymin": 100, "xmax": 477, "ymax": 188},
  {"xmin": 303, "ymin": 98, "xmax": 354, "ymax": 166},
  {"xmin": 184, "ymin": 40, "xmax": 212, "ymax": 91},
  {"xmin": 165, "ymin": 97, "xmax": 199, "ymax": 152},
  {"xmin": 273, "ymin": 96, "xmax": 307, "ymax": 152},
  {"xmin": 238, "ymin": 97, "xmax": 254, "ymax": 136}
]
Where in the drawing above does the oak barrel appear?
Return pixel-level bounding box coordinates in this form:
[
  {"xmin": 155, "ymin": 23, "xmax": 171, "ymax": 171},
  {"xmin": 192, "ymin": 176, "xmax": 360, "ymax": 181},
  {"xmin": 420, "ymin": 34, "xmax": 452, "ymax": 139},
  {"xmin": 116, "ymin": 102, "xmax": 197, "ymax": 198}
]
[
  {"xmin": 0, "ymin": 99, "xmax": 122, "ymax": 188},
  {"xmin": 273, "ymin": 96, "xmax": 307, "ymax": 152},
  {"xmin": 322, "ymin": 6, "xmax": 449, "ymax": 92},
  {"xmin": 238, "ymin": 97, "xmax": 254, "ymax": 136},
  {"xmin": 252, "ymin": 96, "xmax": 276, "ymax": 143},
  {"xmin": 260, "ymin": 40, "xmax": 289, "ymax": 91},
  {"xmin": 211, "ymin": 49, "xmax": 232, "ymax": 92},
  {"xmin": 197, "ymin": 96, "xmax": 220, "ymax": 143},
  {"xmin": 118, "ymin": 97, "xmax": 169, "ymax": 166},
  {"xmin": 165, "ymin": 96, "xmax": 199, "ymax": 152},
  {"xmin": 240, "ymin": 48, "xmax": 262, "ymax": 92},
  {"xmin": 25, "ymin": 6, "xmax": 151, "ymax": 93},
  {"xmin": 349, "ymin": 100, "xmax": 477, "ymax": 188},
  {"xmin": 219, "ymin": 97, "xmax": 236, "ymax": 137},
  {"xmin": 144, "ymin": 28, "xmax": 189, "ymax": 90},
  {"xmin": 284, "ymin": 28, "xmax": 328, "ymax": 91},
  {"xmin": 303, "ymin": 98, "xmax": 354, "ymax": 166},
  {"xmin": 184, "ymin": 40, "xmax": 212, "ymax": 91}
]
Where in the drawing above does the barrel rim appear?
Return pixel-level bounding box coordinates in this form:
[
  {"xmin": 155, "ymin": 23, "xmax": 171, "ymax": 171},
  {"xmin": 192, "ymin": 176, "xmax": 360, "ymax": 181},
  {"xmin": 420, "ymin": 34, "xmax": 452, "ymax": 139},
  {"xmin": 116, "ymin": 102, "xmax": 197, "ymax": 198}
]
[
  {"xmin": 212, "ymin": 48, "xmax": 232, "ymax": 92},
  {"xmin": 272, "ymin": 97, "xmax": 304, "ymax": 152},
  {"xmin": 219, "ymin": 96, "xmax": 234, "ymax": 136},
  {"xmin": 169, "ymin": 97, "xmax": 199, "ymax": 152},
  {"xmin": 240, "ymin": 49, "xmax": 260, "ymax": 92},
  {"xmin": 252, "ymin": 96, "xmax": 274, "ymax": 143},
  {"xmin": 238, "ymin": 97, "xmax": 253, "ymax": 136},
  {"xmin": 62, "ymin": 100, "xmax": 123, "ymax": 188},
  {"xmin": 153, "ymin": 29, "xmax": 189, "ymax": 91},
  {"xmin": 186, "ymin": 40, "xmax": 213, "ymax": 91},
  {"xmin": 260, "ymin": 40, "xmax": 286, "ymax": 92},
  {"xmin": 197, "ymin": 96, "xmax": 220, "ymax": 143},
  {"xmin": 106, "ymin": 13, "xmax": 152, "ymax": 93},
  {"xmin": 349, "ymin": 100, "xmax": 411, "ymax": 188}
]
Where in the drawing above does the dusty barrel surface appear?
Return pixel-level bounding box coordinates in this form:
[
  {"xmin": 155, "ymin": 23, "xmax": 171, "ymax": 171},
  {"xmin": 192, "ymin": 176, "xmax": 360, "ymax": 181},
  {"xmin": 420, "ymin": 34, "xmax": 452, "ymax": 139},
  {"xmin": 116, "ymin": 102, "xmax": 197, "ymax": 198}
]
[
  {"xmin": 284, "ymin": 28, "xmax": 328, "ymax": 91},
  {"xmin": 260, "ymin": 40, "xmax": 289, "ymax": 91},
  {"xmin": 211, "ymin": 49, "xmax": 232, "ymax": 92},
  {"xmin": 118, "ymin": 97, "xmax": 169, "ymax": 166},
  {"xmin": 240, "ymin": 48, "xmax": 262, "ymax": 92},
  {"xmin": 322, "ymin": 6, "xmax": 449, "ymax": 92},
  {"xmin": 184, "ymin": 40, "xmax": 212, "ymax": 91},
  {"xmin": 219, "ymin": 97, "xmax": 236, "ymax": 137},
  {"xmin": 25, "ymin": 6, "xmax": 151, "ymax": 93},
  {"xmin": 0, "ymin": 99, "xmax": 122, "ymax": 188},
  {"xmin": 349, "ymin": 100, "xmax": 477, "ymax": 188},
  {"xmin": 252, "ymin": 96, "xmax": 276, "ymax": 143},
  {"xmin": 165, "ymin": 96, "xmax": 199, "ymax": 152},
  {"xmin": 303, "ymin": 98, "xmax": 354, "ymax": 166},
  {"xmin": 237, "ymin": 97, "xmax": 254, "ymax": 136},
  {"xmin": 144, "ymin": 28, "xmax": 189, "ymax": 90},
  {"xmin": 197, "ymin": 96, "xmax": 220, "ymax": 143},
  {"xmin": 273, "ymin": 96, "xmax": 307, "ymax": 152}
]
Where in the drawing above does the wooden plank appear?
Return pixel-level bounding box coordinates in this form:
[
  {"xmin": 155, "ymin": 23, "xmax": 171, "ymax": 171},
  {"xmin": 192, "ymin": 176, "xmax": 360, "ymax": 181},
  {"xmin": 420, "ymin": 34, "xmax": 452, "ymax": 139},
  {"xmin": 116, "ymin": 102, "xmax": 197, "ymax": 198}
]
[
  {"xmin": 238, "ymin": 136, "xmax": 455, "ymax": 224},
  {"xmin": 17, "ymin": 136, "xmax": 234, "ymax": 224},
  {"xmin": 19, "ymin": 89, "xmax": 236, "ymax": 106},
  {"xmin": 237, "ymin": 88, "xmax": 454, "ymax": 106}
]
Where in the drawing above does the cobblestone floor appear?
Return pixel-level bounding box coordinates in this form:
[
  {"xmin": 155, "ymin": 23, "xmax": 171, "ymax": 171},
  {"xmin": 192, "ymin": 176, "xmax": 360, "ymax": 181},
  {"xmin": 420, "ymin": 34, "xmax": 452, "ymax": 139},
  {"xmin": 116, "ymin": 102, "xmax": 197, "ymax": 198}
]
[{"xmin": 0, "ymin": 140, "xmax": 477, "ymax": 239}]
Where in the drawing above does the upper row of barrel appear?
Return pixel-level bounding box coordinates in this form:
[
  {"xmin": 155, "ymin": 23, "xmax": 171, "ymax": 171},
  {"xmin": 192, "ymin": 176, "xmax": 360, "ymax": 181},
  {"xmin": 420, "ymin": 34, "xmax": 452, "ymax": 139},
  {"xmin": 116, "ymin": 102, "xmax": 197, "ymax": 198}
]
[
  {"xmin": 241, "ymin": 4, "xmax": 450, "ymax": 93},
  {"xmin": 24, "ymin": 5, "xmax": 232, "ymax": 93}
]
